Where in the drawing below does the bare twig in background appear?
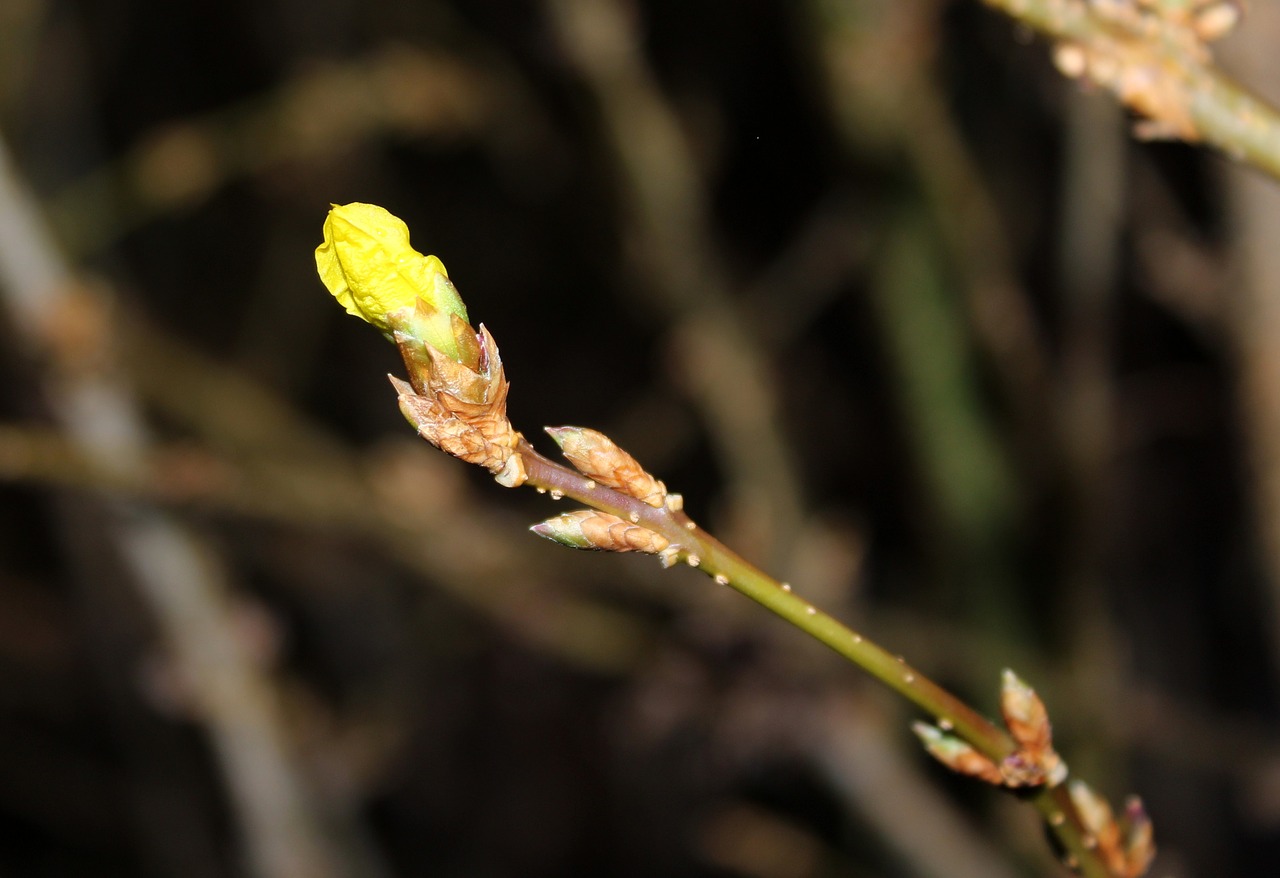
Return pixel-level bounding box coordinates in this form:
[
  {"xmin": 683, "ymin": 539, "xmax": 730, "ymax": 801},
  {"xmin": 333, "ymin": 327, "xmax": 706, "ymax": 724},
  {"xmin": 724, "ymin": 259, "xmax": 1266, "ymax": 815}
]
[
  {"xmin": 809, "ymin": 1, "xmax": 1033, "ymax": 657},
  {"xmin": 0, "ymin": 137, "xmax": 356, "ymax": 878},
  {"xmin": 816, "ymin": 694, "xmax": 1028, "ymax": 878},
  {"xmin": 812, "ymin": 0, "xmax": 1052, "ymax": 436},
  {"xmin": 46, "ymin": 46, "xmax": 558, "ymax": 260},
  {"xmin": 123, "ymin": 316, "xmax": 656, "ymax": 672},
  {"xmin": 1221, "ymin": 3, "xmax": 1280, "ymax": 692},
  {"xmin": 546, "ymin": 0, "xmax": 808, "ymax": 570},
  {"xmin": 1055, "ymin": 86, "xmax": 1130, "ymax": 782}
]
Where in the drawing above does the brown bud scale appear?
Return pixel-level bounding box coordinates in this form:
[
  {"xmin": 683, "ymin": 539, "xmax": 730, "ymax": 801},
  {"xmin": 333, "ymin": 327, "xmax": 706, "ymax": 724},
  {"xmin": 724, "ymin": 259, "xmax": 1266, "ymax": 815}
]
[
  {"xmin": 540, "ymin": 509, "xmax": 669, "ymax": 554},
  {"xmin": 1000, "ymin": 670, "xmax": 1066, "ymax": 787},
  {"xmin": 1069, "ymin": 781, "xmax": 1132, "ymax": 876},
  {"xmin": 392, "ymin": 325, "xmax": 527, "ymax": 487},
  {"xmin": 546, "ymin": 426, "xmax": 667, "ymax": 507},
  {"xmin": 1123, "ymin": 797, "xmax": 1156, "ymax": 877}
]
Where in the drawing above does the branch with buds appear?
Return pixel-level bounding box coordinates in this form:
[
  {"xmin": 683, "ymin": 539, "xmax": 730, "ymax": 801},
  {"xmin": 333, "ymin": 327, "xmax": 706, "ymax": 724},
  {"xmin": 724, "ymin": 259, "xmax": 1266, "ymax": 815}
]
[
  {"xmin": 316, "ymin": 202, "xmax": 1155, "ymax": 878},
  {"xmin": 977, "ymin": 1, "xmax": 1280, "ymax": 182}
]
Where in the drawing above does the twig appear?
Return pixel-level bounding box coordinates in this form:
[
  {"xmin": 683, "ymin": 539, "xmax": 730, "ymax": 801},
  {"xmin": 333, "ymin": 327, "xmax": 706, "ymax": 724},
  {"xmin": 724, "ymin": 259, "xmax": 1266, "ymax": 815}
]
[
  {"xmin": 0, "ymin": 137, "xmax": 350, "ymax": 878},
  {"xmin": 519, "ymin": 415, "xmax": 1124, "ymax": 878},
  {"xmin": 44, "ymin": 45, "xmax": 559, "ymax": 262},
  {"xmin": 315, "ymin": 200, "xmax": 1153, "ymax": 877},
  {"xmin": 812, "ymin": 0, "xmax": 1053, "ymax": 461},
  {"xmin": 1219, "ymin": 4, "xmax": 1280, "ymax": 694},
  {"xmin": 518, "ymin": 439, "xmax": 1015, "ymax": 756},
  {"xmin": 980, "ymin": 0, "xmax": 1280, "ymax": 182}
]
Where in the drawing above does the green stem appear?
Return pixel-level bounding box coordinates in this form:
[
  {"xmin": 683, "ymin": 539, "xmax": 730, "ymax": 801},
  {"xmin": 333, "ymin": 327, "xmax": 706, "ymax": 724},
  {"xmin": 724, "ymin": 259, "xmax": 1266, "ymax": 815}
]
[
  {"xmin": 687, "ymin": 519, "xmax": 1014, "ymax": 758},
  {"xmin": 1035, "ymin": 784, "xmax": 1115, "ymax": 878},
  {"xmin": 519, "ymin": 439, "xmax": 1115, "ymax": 878},
  {"xmin": 981, "ymin": 0, "xmax": 1280, "ymax": 183}
]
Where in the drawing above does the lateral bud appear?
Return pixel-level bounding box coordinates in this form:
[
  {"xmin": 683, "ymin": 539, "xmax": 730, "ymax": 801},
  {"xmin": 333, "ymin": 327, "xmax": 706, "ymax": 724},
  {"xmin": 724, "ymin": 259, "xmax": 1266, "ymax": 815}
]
[
  {"xmin": 531, "ymin": 509, "xmax": 670, "ymax": 554},
  {"xmin": 999, "ymin": 669, "xmax": 1066, "ymax": 787},
  {"xmin": 544, "ymin": 426, "xmax": 667, "ymax": 507},
  {"xmin": 912, "ymin": 722, "xmax": 1004, "ymax": 785},
  {"xmin": 1122, "ymin": 796, "xmax": 1156, "ymax": 876},
  {"xmin": 1191, "ymin": 1, "xmax": 1242, "ymax": 43},
  {"xmin": 1069, "ymin": 781, "xmax": 1127, "ymax": 875}
]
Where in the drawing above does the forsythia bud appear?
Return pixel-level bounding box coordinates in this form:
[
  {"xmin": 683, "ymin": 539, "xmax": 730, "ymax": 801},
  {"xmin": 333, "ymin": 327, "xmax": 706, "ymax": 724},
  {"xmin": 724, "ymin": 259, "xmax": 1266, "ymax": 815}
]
[
  {"xmin": 316, "ymin": 202, "xmax": 470, "ymax": 359},
  {"xmin": 321, "ymin": 203, "xmax": 524, "ymax": 486},
  {"xmin": 911, "ymin": 722, "xmax": 1004, "ymax": 785},
  {"xmin": 544, "ymin": 426, "xmax": 668, "ymax": 508},
  {"xmin": 531, "ymin": 509, "xmax": 671, "ymax": 554},
  {"xmin": 999, "ymin": 668, "xmax": 1066, "ymax": 787}
]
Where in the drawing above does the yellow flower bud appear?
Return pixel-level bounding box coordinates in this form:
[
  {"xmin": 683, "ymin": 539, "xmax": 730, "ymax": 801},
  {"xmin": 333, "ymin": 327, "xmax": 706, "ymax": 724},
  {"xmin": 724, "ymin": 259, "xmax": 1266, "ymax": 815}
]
[{"xmin": 316, "ymin": 202, "xmax": 470, "ymax": 358}]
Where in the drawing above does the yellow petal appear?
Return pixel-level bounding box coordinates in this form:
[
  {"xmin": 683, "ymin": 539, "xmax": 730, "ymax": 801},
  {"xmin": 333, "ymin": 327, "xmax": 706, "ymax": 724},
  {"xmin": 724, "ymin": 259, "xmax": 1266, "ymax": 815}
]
[{"xmin": 315, "ymin": 203, "xmax": 468, "ymax": 342}]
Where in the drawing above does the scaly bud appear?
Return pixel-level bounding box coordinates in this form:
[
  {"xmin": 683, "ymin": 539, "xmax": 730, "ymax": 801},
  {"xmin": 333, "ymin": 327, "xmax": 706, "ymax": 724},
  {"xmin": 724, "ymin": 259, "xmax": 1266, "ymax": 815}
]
[
  {"xmin": 1069, "ymin": 780, "xmax": 1111, "ymax": 834},
  {"xmin": 1069, "ymin": 781, "xmax": 1130, "ymax": 875},
  {"xmin": 318, "ymin": 204, "xmax": 525, "ymax": 485},
  {"xmin": 1192, "ymin": 2, "xmax": 1241, "ymax": 42},
  {"xmin": 316, "ymin": 202, "xmax": 471, "ymax": 361},
  {"xmin": 392, "ymin": 365, "xmax": 525, "ymax": 488},
  {"xmin": 531, "ymin": 509, "xmax": 670, "ymax": 554},
  {"xmin": 544, "ymin": 426, "xmax": 667, "ymax": 507},
  {"xmin": 912, "ymin": 722, "xmax": 1004, "ymax": 785},
  {"xmin": 999, "ymin": 669, "xmax": 1066, "ymax": 787},
  {"xmin": 1123, "ymin": 796, "xmax": 1156, "ymax": 876}
]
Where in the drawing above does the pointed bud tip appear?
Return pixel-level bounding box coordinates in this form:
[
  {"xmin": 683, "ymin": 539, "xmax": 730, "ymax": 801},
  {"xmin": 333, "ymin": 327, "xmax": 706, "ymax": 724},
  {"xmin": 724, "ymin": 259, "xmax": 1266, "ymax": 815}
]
[
  {"xmin": 544, "ymin": 425, "xmax": 585, "ymax": 449},
  {"xmin": 1001, "ymin": 668, "xmax": 1029, "ymax": 691},
  {"xmin": 1000, "ymin": 667, "xmax": 1047, "ymax": 728},
  {"xmin": 1124, "ymin": 796, "xmax": 1150, "ymax": 824},
  {"xmin": 913, "ymin": 723, "xmax": 1005, "ymax": 785},
  {"xmin": 530, "ymin": 513, "xmax": 596, "ymax": 550},
  {"xmin": 911, "ymin": 721, "xmax": 942, "ymax": 743}
]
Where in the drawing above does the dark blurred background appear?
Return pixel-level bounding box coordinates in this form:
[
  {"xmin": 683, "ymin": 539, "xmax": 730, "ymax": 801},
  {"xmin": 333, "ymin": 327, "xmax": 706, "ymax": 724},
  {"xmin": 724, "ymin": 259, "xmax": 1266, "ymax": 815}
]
[{"xmin": 0, "ymin": 0, "xmax": 1277, "ymax": 875}]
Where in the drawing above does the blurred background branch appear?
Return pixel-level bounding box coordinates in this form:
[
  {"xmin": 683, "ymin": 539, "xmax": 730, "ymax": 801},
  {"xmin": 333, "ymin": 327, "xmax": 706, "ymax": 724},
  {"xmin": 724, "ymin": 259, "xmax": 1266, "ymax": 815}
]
[{"xmin": 0, "ymin": 136, "xmax": 358, "ymax": 878}]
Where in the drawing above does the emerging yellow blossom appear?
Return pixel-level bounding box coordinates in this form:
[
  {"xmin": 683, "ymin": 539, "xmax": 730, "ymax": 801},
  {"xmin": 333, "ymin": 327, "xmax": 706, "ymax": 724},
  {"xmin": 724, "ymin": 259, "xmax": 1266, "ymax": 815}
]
[{"xmin": 316, "ymin": 202, "xmax": 469, "ymax": 358}]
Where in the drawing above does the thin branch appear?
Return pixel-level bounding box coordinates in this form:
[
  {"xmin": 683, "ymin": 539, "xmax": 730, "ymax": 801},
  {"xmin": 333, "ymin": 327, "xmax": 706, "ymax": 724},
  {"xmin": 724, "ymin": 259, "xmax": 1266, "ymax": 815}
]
[
  {"xmin": 0, "ymin": 137, "xmax": 351, "ymax": 878},
  {"xmin": 517, "ymin": 439, "xmax": 1119, "ymax": 878},
  {"xmin": 318, "ymin": 190, "xmax": 1151, "ymax": 875}
]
